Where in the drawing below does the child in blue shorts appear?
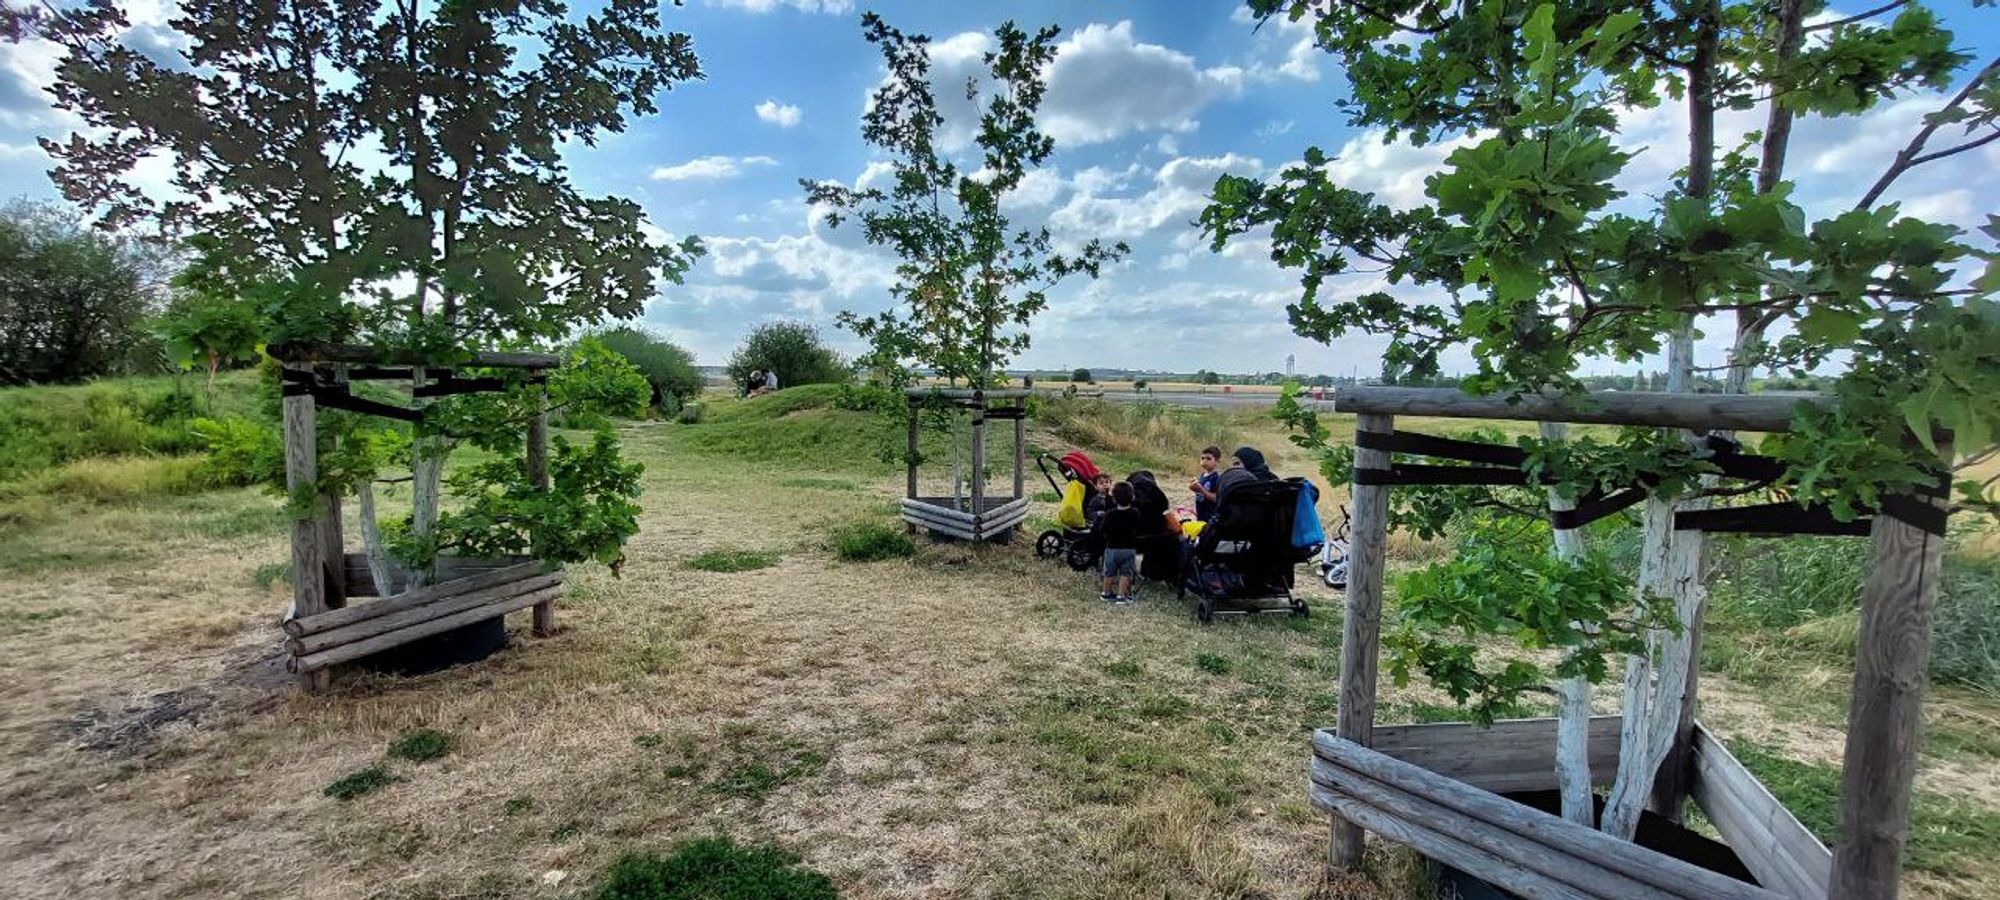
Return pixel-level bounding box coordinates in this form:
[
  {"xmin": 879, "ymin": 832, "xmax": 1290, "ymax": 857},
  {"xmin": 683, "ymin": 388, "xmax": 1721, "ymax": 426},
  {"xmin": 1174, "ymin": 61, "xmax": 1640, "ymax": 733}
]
[{"xmin": 1097, "ymin": 481, "xmax": 1141, "ymax": 604}]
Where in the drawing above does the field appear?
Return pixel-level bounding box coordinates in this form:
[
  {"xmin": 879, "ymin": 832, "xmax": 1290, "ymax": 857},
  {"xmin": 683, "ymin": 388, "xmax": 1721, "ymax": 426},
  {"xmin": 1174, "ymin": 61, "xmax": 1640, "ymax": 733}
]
[{"xmin": 1, "ymin": 379, "xmax": 1996, "ymax": 899}]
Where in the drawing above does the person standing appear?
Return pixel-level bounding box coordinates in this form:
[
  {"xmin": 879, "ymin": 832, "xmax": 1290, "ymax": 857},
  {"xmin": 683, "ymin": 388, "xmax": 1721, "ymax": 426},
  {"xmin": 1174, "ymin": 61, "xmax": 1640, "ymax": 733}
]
[
  {"xmin": 1188, "ymin": 445, "xmax": 1222, "ymax": 521},
  {"xmin": 1097, "ymin": 481, "xmax": 1141, "ymax": 604}
]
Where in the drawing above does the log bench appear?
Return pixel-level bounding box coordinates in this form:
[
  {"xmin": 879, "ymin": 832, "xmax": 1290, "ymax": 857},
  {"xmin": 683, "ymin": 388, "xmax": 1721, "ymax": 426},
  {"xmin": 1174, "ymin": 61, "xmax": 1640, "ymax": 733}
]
[{"xmin": 284, "ymin": 559, "xmax": 562, "ymax": 675}]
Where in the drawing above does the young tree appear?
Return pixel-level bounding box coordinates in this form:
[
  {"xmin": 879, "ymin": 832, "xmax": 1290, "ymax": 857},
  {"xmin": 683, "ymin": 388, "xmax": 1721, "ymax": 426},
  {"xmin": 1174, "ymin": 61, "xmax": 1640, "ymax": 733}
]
[
  {"xmin": 805, "ymin": 14, "xmax": 1127, "ymax": 390},
  {"xmin": 725, "ymin": 320, "xmax": 847, "ymax": 391},
  {"xmin": 1210, "ymin": 0, "xmax": 1997, "ymax": 846},
  {"xmin": 596, "ymin": 326, "xmax": 705, "ymax": 414},
  {"xmin": 7, "ymin": 0, "xmax": 704, "ymax": 581},
  {"xmin": 1070, "ymin": 367, "xmax": 1092, "ymax": 384}
]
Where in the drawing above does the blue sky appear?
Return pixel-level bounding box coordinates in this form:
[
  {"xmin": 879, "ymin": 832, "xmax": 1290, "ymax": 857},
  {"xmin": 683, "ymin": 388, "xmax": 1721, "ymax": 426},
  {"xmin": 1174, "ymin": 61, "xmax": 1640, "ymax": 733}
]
[{"xmin": 2, "ymin": 0, "xmax": 1998, "ymax": 375}]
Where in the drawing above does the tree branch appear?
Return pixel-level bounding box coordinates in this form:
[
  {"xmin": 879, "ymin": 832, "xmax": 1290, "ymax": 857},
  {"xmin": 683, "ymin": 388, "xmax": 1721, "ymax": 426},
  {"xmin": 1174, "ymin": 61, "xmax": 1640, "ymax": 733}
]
[
  {"xmin": 1857, "ymin": 55, "xmax": 2000, "ymax": 210},
  {"xmin": 1803, "ymin": 0, "xmax": 1909, "ymax": 33}
]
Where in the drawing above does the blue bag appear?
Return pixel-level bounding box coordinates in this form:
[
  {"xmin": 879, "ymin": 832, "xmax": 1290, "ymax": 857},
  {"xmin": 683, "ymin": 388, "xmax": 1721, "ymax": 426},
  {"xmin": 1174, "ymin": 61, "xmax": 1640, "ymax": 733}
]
[{"xmin": 1292, "ymin": 479, "xmax": 1325, "ymax": 549}]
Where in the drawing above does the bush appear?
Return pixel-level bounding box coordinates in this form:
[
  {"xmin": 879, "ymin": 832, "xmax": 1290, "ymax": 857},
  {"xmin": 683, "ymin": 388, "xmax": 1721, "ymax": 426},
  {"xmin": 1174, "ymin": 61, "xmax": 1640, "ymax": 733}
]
[
  {"xmin": 831, "ymin": 520, "xmax": 916, "ymax": 562},
  {"xmin": 192, "ymin": 416, "xmax": 285, "ymax": 488},
  {"xmin": 0, "ymin": 373, "xmax": 260, "ymax": 484},
  {"xmin": 594, "ymin": 836, "xmax": 836, "ymax": 900},
  {"xmin": 1071, "ymin": 367, "xmax": 1091, "ymax": 383},
  {"xmin": 725, "ymin": 321, "xmax": 847, "ymax": 392},
  {"xmin": 0, "ymin": 200, "xmax": 165, "ymax": 385},
  {"xmin": 597, "ymin": 327, "xmax": 705, "ymax": 413}
]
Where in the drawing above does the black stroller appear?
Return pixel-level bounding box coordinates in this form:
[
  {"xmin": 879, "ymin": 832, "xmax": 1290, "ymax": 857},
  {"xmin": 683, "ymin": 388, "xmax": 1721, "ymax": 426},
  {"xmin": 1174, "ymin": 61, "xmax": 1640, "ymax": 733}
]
[
  {"xmin": 1033, "ymin": 451, "xmax": 1105, "ymax": 572},
  {"xmin": 1177, "ymin": 478, "xmax": 1315, "ymax": 623}
]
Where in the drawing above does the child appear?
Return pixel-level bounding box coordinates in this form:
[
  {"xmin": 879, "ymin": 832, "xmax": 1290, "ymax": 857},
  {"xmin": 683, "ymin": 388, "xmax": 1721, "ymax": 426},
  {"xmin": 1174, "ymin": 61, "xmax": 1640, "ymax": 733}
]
[
  {"xmin": 1189, "ymin": 445, "xmax": 1222, "ymax": 521},
  {"xmin": 1098, "ymin": 481, "xmax": 1141, "ymax": 604},
  {"xmin": 1084, "ymin": 472, "xmax": 1114, "ymax": 522}
]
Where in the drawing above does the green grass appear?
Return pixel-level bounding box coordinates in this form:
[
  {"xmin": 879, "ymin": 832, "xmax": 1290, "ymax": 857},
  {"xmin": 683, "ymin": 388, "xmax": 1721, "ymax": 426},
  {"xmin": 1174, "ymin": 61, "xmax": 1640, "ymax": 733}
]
[
  {"xmin": 1193, "ymin": 652, "xmax": 1233, "ymax": 676},
  {"xmin": 704, "ymin": 750, "xmax": 828, "ymax": 802},
  {"xmin": 0, "ymin": 371, "xmax": 263, "ymax": 484},
  {"xmin": 829, "ymin": 519, "xmax": 915, "ymax": 562},
  {"xmin": 1729, "ymin": 740, "xmax": 2000, "ymax": 881},
  {"xmin": 686, "ymin": 549, "xmax": 781, "ymax": 573},
  {"xmin": 323, "ymin": 765, "xmax": 399, "ymax": 801},
  {"xmin": 593, "ymin": 836, "xmax": 836, "ymax": 900},
  {"xmin": 386, "ymin": 728, "xmax": 454, "ymax": 763}
]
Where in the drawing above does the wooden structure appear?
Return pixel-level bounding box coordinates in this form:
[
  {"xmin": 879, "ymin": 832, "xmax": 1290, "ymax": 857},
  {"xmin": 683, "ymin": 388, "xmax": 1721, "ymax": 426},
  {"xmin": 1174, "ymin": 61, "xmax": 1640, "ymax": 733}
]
[
  {"xmin": 267, "ymin": 342, "xmax": 567, "ymax": 693},
  {"xmin": 901, "ymin": 387, "xmax": 1031, "ymax": 541},
  {"xmin": 1320, "ymin": 386, "xmax": 1950, "ymax": 900}
]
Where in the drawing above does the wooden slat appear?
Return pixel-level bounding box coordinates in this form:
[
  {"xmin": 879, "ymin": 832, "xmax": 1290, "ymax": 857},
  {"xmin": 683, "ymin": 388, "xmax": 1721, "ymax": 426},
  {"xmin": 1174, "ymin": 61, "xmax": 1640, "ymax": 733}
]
[
  {"xmin": 1332, "ymin": 411, "xmax": 1393, "ymax": 868},
  {"xmin": 267, "ymin": 341, "xmax": 559, "ymax": 370},
  {"xmin": 1310, "ymin": 784, "xmax": 1598, "ymax": 900},
  {"xmin": 1312, "ymin": 733, "xmax": 1783, "ymax": 900},
  {"xmin": 293, "ymin": 586, "xmax": 559, "ymax": 672},
  {"xmin": 527, "ymin": 386, "xmax": 554, "ymax": 638},
  {"xmin": 1690, "ymin": 724, "xmax": 1830, "ymax": 900},
  {"xmin": 901, "ymin": 506, "xmax": 977, "ymax": 540},
  {"xmin": 282, "ymin": 367, "xmax": 327, "ymax": 692},
  {"xmin": 1309, "ymin": 762, "xmax": 1679, "ymax": 900},
  {"xmin": 340, "ymin": 554, "xmax": 532, "ymax": 598},
  {"xmin": 902, "ymin": 497, "xmax": 978, "ymax": 525},
  {"xmin": 290, "ymin": 573, "xmax": 563, "ymax": 655},
  {"xmin": 1333, "ymin": 386, "xmax": 1821, "ymax": 433},
  {"xmin": 1362, "ymin": 716, "xmax": 1625, "ymax": 793},
  {"xmin": 291, "ymin": 562, "xmax": 545, "ymax": 636}
]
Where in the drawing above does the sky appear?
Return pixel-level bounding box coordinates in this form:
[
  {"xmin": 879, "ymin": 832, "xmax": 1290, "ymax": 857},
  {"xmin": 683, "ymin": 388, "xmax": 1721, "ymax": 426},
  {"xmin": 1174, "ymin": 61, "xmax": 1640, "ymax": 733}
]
[{"xmin": 2, "ymin": 0, "xmax": 1998, "ymax": 376}]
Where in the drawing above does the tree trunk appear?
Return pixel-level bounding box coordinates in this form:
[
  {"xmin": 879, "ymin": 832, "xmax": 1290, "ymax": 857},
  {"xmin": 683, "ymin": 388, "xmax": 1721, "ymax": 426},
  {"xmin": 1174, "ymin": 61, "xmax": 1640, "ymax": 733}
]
[
  {"xmin": 354, "ymin": 479, "xmax": 404, "ymax": 597},
  {"xmin": 1541, "ymin": 422, "xmax": 1597, "ymax": 827},
  {"xmin": 408, "ymin": 365, "xmax": 447, "ymax": 587}
]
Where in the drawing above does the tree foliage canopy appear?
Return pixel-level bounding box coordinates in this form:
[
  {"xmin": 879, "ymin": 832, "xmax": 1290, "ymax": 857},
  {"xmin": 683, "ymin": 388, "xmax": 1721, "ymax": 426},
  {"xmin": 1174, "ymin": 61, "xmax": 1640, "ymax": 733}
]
[
  {"xmin": 0, "ymin": 199, "xmax": 164, "ymax": 385},
  {"xmin": 725, "ymin": 320, "xmax": 848, "ymax": 391}
]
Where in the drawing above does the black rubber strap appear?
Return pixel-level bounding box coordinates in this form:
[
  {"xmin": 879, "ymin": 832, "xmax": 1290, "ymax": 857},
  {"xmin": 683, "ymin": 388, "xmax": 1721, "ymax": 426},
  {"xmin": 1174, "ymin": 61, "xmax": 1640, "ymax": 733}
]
[
  {"xmin": 1355, "ymin": 429, "xmax": 1529, "ymax": 467},
  {"xmin": 1878, "ymin": 494, "xmax": 1950, "ymax": 536},
  {"xmin": 1352, "ymin": 464, "xmax": 1530, "ymax": 487},
  {"xmin": 1675, "ymin": 502, "xmax": 1874, "ymax": 537},
  {"xmin": 1549, "ymin": 487, "xmax": 1649, "ymax": 530}
]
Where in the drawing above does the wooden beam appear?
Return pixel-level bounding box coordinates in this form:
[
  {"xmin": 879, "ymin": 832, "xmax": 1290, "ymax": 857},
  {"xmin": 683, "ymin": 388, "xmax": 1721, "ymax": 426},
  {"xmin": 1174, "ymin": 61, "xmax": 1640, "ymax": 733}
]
[
  {"xmin": 970, "ymin": 413, "xmax": 986, "ymax": 521},
  {"xmin": 1310, "ymin": 784, "xmax": 1600, "ymax": 900},
  {"xmin": 1332, "ymin": 411, "xmax": 1393, "ymax": 869},
  {"xmin": 1689, "ymin": 724, "xmax": 1830, "ymax": 900},
  {"xmin": 340, "ymin": 554, "xmax": 531, "ymax": 598},
  {"xmin": 266, "ymin": 341, "xmax": 560, "ymax": 370},
  {"xmin": 1829, "ymin": 456, "xmax": 1950, "ymax": 900},
  {"xmin": 319, "ymin": 368, "xmax": 349, "ymax": 609},
  {"xmin": 526, "ymin": 385, "xmax": 554, "ymax": 637},
  {"xmin": 281, "ymin": 365, "xmax": 329, "ymax": 693},
  {"xmin": 293, "ymin": 586, "xmax": 560, "ymax": 673},
  {"xmin": 1362, "ymin": 716, "xmax": 1625, "ymax": 793},
  {"xmin": 290, "ymin": 573, "xmax": 563, "ymax": 655},
  {"xmin": 903, "ymin": 497, "xmax": 979, "ymax": 525},
  {"xmin": 1013, "ymin": 399, "xmax": 1027, "ymax": 500},
  {"xmin": 1334, "ymin": 386, "xmax": 1822, "ymax": 433},
  {"xmin": 288, "ymin": 562, "xmax": 547, "ymax": 636}
]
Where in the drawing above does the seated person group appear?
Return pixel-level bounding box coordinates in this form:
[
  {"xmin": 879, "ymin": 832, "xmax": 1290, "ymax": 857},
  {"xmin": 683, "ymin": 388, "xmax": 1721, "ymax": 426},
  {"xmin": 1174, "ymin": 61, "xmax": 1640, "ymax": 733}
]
[{"xmin": 1064, "ymin": 445, "xmax": 1291, "ymax": 604}]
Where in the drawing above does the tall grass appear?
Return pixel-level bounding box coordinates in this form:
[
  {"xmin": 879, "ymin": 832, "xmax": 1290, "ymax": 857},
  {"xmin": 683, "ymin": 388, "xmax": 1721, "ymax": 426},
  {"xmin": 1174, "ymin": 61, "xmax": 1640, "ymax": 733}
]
[
  {"xmin": 1035, "ymin": 395, "xmax": 1240, "ymax": 472},
  {"xmin": 0, "ymin": 371, "xmax": 263, "ymax": 484}
]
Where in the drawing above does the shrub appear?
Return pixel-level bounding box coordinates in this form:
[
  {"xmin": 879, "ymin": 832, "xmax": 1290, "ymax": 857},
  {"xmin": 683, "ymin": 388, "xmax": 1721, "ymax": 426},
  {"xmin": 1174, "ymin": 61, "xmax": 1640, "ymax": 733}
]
[
  {"xmin": 387, "ymin": 728, "xmax": 455, "ymax": 763},
  {"xmin": 593, "ymin": 836, "xmax": 836, "ymax": 900},
  {"xmin": 192, "ymin": 416, "xmax": 285, "ymax": 488},
  {"xmin": 597, "ymin": 327, "xmax": 705, "ymax": 414},
  {"xmin": 687, "ymin": 549, "xmax": 780, "ymax": 573},
  {"xmin": 725, "ymin": 321, "xmax": 847, "ymax": 391},
  {"xmin": 831, "ymin": 520, "xmax": 915, "ymax": 562},
  {"xmin": 323, "ymin": 764, "xmax": 398, "ymax": 801},
  {"xmin": 1070, "ymin": 367, "xmax": 1091, "ymax": 383},
  {"xmin": 0, "ymin": 200, "xmax": 163, "ymax": 386}
]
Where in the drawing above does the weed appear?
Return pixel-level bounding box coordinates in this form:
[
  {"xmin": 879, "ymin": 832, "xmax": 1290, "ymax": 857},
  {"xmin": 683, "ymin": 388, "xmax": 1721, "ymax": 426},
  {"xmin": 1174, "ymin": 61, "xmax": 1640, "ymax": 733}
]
[
  {"xmin": 705, "ymin": 750, "xmax": 827, "ymax": 802},
  {"xmin": 830, "ymin": 519, "xmax": 915, "ymax": 562},
  {"xmin": 387, "ymin": 728, "xmax": 454, "ymax": 763},
  {"xmin": 252, "ymin": 562, "xmax": 291, "ymax": 589},
  {"xmin": 686, "ymin": 549, "xmax": 781, "ymax": 573},
  {"xmin": 502, "ymin": 795, "xmax": 536, "ymax": 816},
  {"xmin": 1193, "ymin": 652, "xmax": 1233, "ymax": 676},
  {"xmin": 593, "ymin": 836, "xmax": 836, "ymax": 900},
  {"xmin": 550, "ymin": 821, "xmax": 585, "ymax": 842},
  {"xmin": 1103, "ymin": 655, "xmax": 1145, "ymax": 679},
  {"xmin": 324, "ymin": 765, "xmax": 399, "ymax": 801}
]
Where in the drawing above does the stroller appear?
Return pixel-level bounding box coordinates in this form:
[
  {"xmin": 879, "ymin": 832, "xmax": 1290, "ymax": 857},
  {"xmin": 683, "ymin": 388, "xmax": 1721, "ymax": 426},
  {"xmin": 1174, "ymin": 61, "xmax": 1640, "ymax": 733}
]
[
  {"xmin": 1033, "ymin": 451, "xmax": 1105, "ymax": 571},
  {"xmin": 1177, "ymin": 478, "xmax": 1316, "ymax": 623},
  {"xmin": 1318, "ymin": 505, "xmax": 1351, "ymax": 589}
]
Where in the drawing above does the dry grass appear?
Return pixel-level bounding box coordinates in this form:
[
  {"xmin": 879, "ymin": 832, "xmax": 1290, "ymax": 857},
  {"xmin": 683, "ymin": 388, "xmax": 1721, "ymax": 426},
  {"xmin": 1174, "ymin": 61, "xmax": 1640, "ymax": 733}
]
[{"xmin": 1, "ymin": 402, "xmax": 1996, "ymax": 899}]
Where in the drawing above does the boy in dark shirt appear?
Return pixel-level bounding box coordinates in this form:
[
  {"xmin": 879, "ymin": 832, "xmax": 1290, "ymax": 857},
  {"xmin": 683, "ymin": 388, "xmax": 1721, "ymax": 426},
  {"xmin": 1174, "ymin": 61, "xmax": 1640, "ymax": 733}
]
[
  {"xmin": 1189, "ymin": 445, "xmax": 1222, "ymax": 521},
  {"xmin": 1097, "ymin": 481, "xmax": 1141, "ymax": 604},
  {"xmin": 1084, "ymin": 472, "xmax": 1114, "ymax": 521}
]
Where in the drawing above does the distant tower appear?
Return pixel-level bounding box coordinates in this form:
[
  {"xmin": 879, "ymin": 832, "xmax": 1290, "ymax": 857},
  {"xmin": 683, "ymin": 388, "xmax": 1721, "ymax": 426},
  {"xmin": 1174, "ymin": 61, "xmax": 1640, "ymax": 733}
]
[{"xmin": 1285, "ymin": 353, "xmax": 1295, "ymax": 378}]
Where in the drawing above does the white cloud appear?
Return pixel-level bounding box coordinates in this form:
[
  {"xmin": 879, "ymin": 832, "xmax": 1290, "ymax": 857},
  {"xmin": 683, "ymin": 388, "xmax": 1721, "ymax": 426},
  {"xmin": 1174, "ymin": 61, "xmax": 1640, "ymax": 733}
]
[
  {"xmin": 755, "ymin": 99, "xmax": 802, "ymax": 128},
  {"xmin": 1040, "ymin": 21, "xmax": 1244, "ymax": 146},
  {"xmin": 1049, "ymin": 153, "xmax": 1263, "ymax": 241},
  {"xmin": 704, "ymin": 0, "xmax": 852, "ymax": 13},
  {"xmin": 650, "ymin": 155, "xmax": 778, "ymax": 181},
  {"xmin": 1321, "ymin": 130, "xmax": 1481, "ymax": 209}
]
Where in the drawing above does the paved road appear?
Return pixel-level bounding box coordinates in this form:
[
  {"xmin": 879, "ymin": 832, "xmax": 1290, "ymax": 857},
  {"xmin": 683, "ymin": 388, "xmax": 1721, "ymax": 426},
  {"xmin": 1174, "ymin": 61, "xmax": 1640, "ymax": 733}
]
[{"xmin": 1057, "ymin": 389, "xmax": 1337, "ymax": 410}]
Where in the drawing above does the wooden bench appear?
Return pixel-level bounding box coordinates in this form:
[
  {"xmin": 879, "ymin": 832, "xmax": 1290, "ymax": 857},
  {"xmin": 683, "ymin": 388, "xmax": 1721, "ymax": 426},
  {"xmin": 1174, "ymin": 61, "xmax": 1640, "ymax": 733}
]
[{"xmin": 284, "ymin": 559, "xmax": 562, "ymax": 675}]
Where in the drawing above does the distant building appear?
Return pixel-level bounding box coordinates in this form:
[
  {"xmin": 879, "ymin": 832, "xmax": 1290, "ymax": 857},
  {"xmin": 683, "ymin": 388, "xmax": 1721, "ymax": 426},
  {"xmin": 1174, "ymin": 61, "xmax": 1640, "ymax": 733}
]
[{"xmin": 1285, "ymin": 354, "xmax": 1295, "ymax": 378}]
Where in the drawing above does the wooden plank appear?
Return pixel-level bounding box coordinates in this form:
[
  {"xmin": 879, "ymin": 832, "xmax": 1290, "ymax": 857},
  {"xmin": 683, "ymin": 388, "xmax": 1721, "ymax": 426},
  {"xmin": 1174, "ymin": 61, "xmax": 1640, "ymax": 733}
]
[
  {"xmin": 1830, "ymin": 464, "xmax": 1950, "ymax": 900},
  {"xmin": 1313, "ymin": 733, "xmax": 1784, "ymax": 900},
  {"xmin": 1360, "ymin": 717, "xmax": 1625, "ymax": 793},
  {"xmin": 1311, "ymin": 760, "xmax": 1680, "ymax": 900},
  {"xmin": 1333, "ymin": 386, "xmax": 1820, "ymax": 433},
  {"xmin": 1690, "ymin": 724, "xmax": 1830, "ymax": 900},
  {"xmin": 902, "ymin": 497, "xmax": 979, "ymax": 525},
  {"xmin": 281, "ymin": 367, "xmax": 328, "ymax": 692},
  {"xmin": 1013, "ymin": 400, "xmax": 1026, "ymax": 500},
  {"xmin": 291, "ymin": 562, "xmax": 546, "ymax": 636},
  {"xmin": 1309, "ymin": 784, "xmax": 1600, "ymax": 900},
  {"xmin": 906, "ymin": 402, "xmax": 920, "ymax": 505},
  {"xmin": 970, "ymin": 414, "xmax": 986, "ymax": 519},
  {"xmin": 290, "ymin": 573, "xmax": 563, "ymax": 655},
  {"xmin": 294, "ymin": 585, "xmax": 560, "ymax": 672},
  {"xmin": 901, "ymin": 507, "xmax": 978, "ymax": 540},
  {"xmin": 339, "ymin": 555, "xmax": 533, "ymax": 602},
  {"xmin": 267, "ymin": 341, "xmax": 559, "ymax": 370},
  {"xmin": 1332, "ymin": 411, "xmax": 1393, "ymax": 868},
  {"xmin": 527, "ymin": 386, "xmax": 553, "ymax": 637}
]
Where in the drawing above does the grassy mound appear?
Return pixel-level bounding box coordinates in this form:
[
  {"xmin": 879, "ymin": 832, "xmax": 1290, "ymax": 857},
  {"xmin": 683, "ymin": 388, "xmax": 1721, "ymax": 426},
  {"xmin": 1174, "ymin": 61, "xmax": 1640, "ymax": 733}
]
[{"xmin": 594, "ymin": 836, "xmax": 836, "ymax": 900}]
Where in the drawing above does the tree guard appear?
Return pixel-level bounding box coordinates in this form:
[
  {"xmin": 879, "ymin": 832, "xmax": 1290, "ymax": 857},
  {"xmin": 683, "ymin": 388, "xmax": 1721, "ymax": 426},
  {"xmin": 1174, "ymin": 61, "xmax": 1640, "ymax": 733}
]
[
  {"xmin": 901, "ymin": 388, "xmax": 1031, "ymax": 542},
  {"xmin": 1320, "ymin": 385, "xmax": 1950, "ymax": 900}
]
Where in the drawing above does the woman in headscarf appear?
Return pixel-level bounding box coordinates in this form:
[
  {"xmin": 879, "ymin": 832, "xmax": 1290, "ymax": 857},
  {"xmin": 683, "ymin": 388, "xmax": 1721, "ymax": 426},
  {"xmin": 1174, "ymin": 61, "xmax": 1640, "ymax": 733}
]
[{"xmin": 1214, "ymin": 446, "xmax": 1277, "ymax": 502}]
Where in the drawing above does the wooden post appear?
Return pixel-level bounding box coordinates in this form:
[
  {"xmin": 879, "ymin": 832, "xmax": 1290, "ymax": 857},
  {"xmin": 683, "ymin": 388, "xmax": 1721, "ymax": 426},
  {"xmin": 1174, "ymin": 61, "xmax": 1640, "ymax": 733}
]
[
  {"xmin": 1829, "ymin": 461, "xmax": 1949, "ymax": 900},
  {"xmin": 526, "ymin": 384, "xmax": 554, "ymax": 637},
  {"xmin": 1332, "ymin": 411, "xmax": 1394, "ymax": 869},
  {"xmin": 282, "ymin": 365, "xmax": 329, "ymax": 692},
  {"xmin": 1013, "ymin": 398, "xmax": 1026, "ymax": 500},
  {"xmin": 970, "ymin": 406, "xmax": 987, "ymax": 533},
  {"xmin": 319, "ymin": 367, "xmax": 347, "ymax": 609},
  {"xmin": 906, "ymin": 397, "xmax": 920, "ymax": 533}
]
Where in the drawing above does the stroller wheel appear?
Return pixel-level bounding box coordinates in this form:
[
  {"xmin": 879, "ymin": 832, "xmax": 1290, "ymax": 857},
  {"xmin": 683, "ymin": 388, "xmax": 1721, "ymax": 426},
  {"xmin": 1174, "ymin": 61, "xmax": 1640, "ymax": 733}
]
[
  {"xmin": 1321, "ymin": 563, "xmax": 1347, "ymax": 590},
  {"xmin": 1291, "ymin": 600, "xmax": 1311, "ymax": 618},
  {"xmin": 1035, "ymin": 530, "xmax": 1064, "ymax": 559},
  {"xmin": 1194, "ymin": 599, "xmax": 1214, "ymax": 624},
  {"xmin": 1065, "ymin": 543, "xmax": 1097, "ymax": 572}
]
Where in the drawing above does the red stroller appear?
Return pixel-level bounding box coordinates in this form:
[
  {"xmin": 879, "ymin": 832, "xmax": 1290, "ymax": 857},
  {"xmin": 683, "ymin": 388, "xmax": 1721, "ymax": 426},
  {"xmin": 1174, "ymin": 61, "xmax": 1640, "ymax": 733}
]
[{"xmin": 1034, "ymin": 451, "xmax": 1105, "ymax": 571}]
